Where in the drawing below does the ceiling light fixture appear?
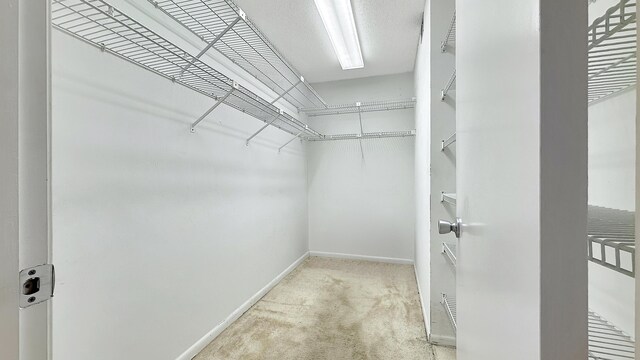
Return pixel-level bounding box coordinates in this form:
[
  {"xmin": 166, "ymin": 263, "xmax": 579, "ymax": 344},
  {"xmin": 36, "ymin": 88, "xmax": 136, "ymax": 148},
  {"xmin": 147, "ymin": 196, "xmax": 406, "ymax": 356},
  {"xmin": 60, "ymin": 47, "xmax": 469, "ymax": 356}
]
[{"xmin": 313, "ymin": 0, "xmax": 364, "ymax": 70}]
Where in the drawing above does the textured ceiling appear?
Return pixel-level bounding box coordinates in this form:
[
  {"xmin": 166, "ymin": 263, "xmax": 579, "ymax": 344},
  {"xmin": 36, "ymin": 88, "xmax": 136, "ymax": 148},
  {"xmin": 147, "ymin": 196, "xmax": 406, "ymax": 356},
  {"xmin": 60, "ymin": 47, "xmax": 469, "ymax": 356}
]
[{"xmin": 233, "ymin": 0, "xmax": 426, "ymax": 84}]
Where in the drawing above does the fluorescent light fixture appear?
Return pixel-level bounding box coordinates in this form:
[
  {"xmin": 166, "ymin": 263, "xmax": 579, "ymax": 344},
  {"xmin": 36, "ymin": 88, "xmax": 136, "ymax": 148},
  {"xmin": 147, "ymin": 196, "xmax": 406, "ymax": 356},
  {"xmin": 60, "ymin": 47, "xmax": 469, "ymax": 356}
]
[{"xmin": 314, "ymin": 0, "xmax": 364, "ymax": 70}]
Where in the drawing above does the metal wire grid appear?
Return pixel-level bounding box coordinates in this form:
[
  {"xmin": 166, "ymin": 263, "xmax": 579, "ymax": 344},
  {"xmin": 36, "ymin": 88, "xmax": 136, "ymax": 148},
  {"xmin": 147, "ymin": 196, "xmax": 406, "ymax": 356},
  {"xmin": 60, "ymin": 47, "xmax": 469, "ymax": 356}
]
[
  {"xmin": 442, "ymin": 242, "xmax": 457, "ymax": 267},
  {"xmin": 301, "ymin": 98, "xmax": 417, "ymax": 117},
  {"xmin": 305, "ymin": 130, "xmax": 415, "ymax": 142},
  {"xmin": 589, "ymin": 311, "xmax": 635, "ymax": 359},
  {"xmin": 51, "ymin": 0, "xmax": 320, "ymax": 138},
  {"xmin": 149, "ymin": 0, "xmax": 327, "ymax": 110},
  {"xmin": 440, "ymin": 11, "xmax": 456, "ymax": 53},
  {"xmin": 588, "ymin": 0, "xmax": 637, "ymax": 103},
  {"xmin": 441, "ymin": 294, "xmax": 457, "ymax": 332},
  {"xmin": 588, "ymin": 205, "xmax": 635, "ymax": 277}
]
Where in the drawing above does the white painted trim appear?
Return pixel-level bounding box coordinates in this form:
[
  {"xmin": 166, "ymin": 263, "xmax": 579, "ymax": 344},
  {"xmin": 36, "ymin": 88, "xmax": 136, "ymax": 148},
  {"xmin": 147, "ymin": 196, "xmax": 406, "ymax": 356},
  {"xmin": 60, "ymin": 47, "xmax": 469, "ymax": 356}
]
[
  {"xmin": 309, "ymin": 251, "xmax": 414, "ymax": 265},
  {"xmin": 414, "ymin": 265, "xmax": 431, "ymax": 338},
  {"xmin": 175, "ymin": 252, "xmax": 310, "ymax": 360},
  {"xmin": 429, "ymin": 334, "xmax": 456, "ymax": 347}
]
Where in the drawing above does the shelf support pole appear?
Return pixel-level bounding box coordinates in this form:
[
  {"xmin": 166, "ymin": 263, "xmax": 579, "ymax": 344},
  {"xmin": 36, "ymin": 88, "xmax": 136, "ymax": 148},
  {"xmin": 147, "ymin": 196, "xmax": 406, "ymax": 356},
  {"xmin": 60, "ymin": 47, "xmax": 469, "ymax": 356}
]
[
  {"xmin": 357, "ymin": 102, "xmax": 364, "ymax": 159},
  {"xmin": 191, "ymin": 82, "xmax": 238, "ymax": 132},
  {"xmin": 270, "ymin": 77, "xmax": 303, "ymax": 105},
  {"xmin": 278, "ymin": 130, "xmax": 304, "ymax": 153},
  {"xmin": 245, "ymin": 109, "xmax": 284, "ymax": 146},
  {"xmin": 180, "ymin": 11, "xmax": 246, "ymax": 76}
]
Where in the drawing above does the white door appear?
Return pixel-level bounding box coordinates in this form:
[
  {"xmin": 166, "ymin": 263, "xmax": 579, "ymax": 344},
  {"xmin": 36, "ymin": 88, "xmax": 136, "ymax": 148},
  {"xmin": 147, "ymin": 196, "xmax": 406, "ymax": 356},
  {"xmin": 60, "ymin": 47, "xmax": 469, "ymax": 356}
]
[
  {"xmin": 454, "ymin": 0, "xmax": 588, "ymax": 359},
  {"xmin": 1, "ymin": 1, "xmax": 51, "ymax": 359}
]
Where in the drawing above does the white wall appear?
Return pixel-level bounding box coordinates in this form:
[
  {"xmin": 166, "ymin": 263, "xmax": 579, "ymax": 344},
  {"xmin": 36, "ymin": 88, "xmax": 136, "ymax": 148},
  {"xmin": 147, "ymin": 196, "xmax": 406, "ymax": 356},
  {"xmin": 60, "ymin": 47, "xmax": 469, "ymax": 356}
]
[
  {"xmin": 589, "ymin": 89, "xmax": 636, "ymax": 211},
  {"xmin": 588, "ymin": 0, "xmax": 637, "ymax": 338},
  {"xmin": 51, "ymin": 4, "xmax": 309, "ymax": 360},
  {"xmin": 307, "ymin": 73, "xmax": 416, "ymax": 262},
  {"xmin": 413, "ymin": 0, "xmax": 432, "ymax": 336}
]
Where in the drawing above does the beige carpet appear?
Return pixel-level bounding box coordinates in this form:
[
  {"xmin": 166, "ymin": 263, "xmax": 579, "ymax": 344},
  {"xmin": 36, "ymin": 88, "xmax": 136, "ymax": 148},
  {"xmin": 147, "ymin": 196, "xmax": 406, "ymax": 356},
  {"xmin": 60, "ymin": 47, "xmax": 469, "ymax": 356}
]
[{"xmin": 195, "ymin": 257, "xmax": 455, "ymax": 360}]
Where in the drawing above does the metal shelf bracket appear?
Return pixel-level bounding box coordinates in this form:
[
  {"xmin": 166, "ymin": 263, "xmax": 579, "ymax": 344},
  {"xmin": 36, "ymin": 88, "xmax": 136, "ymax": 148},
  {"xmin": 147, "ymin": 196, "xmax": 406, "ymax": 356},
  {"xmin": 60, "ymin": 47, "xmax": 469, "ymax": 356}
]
[
  {"xmin": 441, "ymin": 132, "xmax": 456, "ymax": 151},
  {"xmin": 180, "ymin": 11, "xmax": 246, "ymax": 77},
  {"xmin": 278, "ymin": 128, "xmax": 306, "ymax": 153},
  {"xmin": 191, "ymin": 81, "xmax": 238, "ymax": 133},
  {"xmin": 246, "ymin": 109, "xmax": 284, "ymax": 146},
  {"xmin": 271, "ymin": 76, "xmax": 304, "ymax": 105}
]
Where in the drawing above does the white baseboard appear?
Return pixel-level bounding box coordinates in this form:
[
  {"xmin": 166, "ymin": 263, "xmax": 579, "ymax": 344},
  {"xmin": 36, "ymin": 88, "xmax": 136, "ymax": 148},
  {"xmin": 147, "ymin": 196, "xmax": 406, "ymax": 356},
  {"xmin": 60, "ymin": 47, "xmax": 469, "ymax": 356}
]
[
  {"xmin": 429, "ymin": 334, "xmax": 456, "ymax": 347},
  {"xmin": 176, "ymin": 251, "xmax": 310, "ymax": 360},
  {"xmin": 309, "ymin": 251, "xmax": 414, "ymax": 265},
  {"xmin": 414, "ymin": 266, "xmax": 431, "ymax": 337}
]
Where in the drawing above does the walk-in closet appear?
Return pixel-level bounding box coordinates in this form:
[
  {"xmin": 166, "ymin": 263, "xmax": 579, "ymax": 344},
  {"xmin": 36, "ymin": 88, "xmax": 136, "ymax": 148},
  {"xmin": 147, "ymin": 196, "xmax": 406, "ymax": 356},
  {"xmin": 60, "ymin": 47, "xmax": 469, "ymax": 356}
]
[{"xmin": 1, "ymin": 0, "xmax": 637, "ymax": 359}]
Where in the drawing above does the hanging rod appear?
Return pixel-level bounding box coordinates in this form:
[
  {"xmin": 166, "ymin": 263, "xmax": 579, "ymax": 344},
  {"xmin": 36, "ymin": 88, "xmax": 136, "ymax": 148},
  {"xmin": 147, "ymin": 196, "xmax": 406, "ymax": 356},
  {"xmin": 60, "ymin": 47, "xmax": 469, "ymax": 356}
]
[
  {"xmin": 51, "ymin": 0, "xmax": 322, "ymax": 139},
  {"xmin": 441, "ymin": 69, "xmax": 456, "ymax": 100},
  {"xmin": 149, "ymin": 0, "xmax": 327, "ymax": 110},
  {"xmin": 302, "ymin": 98, "xmax": 417, "ymax": 117},
  {"xmin": 441, "ymin": 192, "xmax": 457, "ymax": 205},
  {"xmin": 441, "ymin": 132, "xmax": 456, "ymax": 150},
  {"xmin": 306, "ymin": 130, "xmax": 416, "ymax": 142},
  {"xmin": 588, "ymin": 0, "xmax": 637, "ymax": 103},
  {"xmin": 441, "ymin": 11, "xmax": 456, "ymax": 53}
]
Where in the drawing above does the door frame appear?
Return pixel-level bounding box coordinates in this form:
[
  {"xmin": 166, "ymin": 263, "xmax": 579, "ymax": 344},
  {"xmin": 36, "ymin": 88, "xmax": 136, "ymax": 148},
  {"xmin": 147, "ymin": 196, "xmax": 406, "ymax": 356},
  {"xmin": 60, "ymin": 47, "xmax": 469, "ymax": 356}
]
[
  {"xmin": 1, "ymin": 0, "xmax": 21, "ymax": 358},
  {"xmin": 18, "ymin": 0, "xmax": 52, "ymax": 359}
]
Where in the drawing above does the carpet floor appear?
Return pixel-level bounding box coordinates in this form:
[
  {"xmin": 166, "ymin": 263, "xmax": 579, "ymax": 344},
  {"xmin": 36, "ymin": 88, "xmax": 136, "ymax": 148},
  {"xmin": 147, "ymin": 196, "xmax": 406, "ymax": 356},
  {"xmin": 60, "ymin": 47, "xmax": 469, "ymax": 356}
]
[{"xmin": 194, "ymin": 257, "xmax": 456, "ymax": 360}]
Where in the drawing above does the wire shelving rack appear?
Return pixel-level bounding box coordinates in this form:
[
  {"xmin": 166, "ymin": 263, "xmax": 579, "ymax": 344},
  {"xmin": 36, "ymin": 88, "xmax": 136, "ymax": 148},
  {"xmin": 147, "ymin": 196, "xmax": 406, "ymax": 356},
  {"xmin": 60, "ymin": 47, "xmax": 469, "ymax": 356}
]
[
  {"xmin": 302, "ymin": 98, "xmax": 417, "ymax": 117},
  {"xmin": 442, "ymin": 242, "xmax": 457, "ymax": 267},
  {"xmin": 441, "ymin": 133, "xmax": 456, "ymax": 151},
  {"xmin": 588, "ymin": 311, "xmax": 635, "ymax": 359},
  {"xmin": 588, "ymin": 0, "xmax": 637, "ymax": 103},
  {"xmin": 441, "ymin": 69, "xmax": 456, "ymax": 100},
  {"xmin": 588, "ymin": 205, "xmax": 635, "ymax": 277},
  {"xmin": 51, "ymin": 0, "xmax": 321, "ymax": 139},
  {"xmin": 441, "ymin": 192, "xmax": 457, "ymax": 205},
  {"xmin": 305, "ymin": 130, "xmax": 415, "ymax": 142},
  {"xmin": 441, "ymin": 11, "xmax": 456, "ymax": 53},
  {"xmin": 441, "ymin": 294, "xmax": 457, "ymax": 332},
  {"xmin": 148, "ymin": 0, "xmax": 327, "ymax": 111}
]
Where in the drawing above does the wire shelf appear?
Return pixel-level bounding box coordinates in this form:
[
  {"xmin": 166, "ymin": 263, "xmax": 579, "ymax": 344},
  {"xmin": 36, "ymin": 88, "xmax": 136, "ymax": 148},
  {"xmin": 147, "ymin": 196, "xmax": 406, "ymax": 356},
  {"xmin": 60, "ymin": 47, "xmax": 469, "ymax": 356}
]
[
  {"xmin": 51, "ymin": 0, "xmax": 321, "ymax": 138},
  {"xmin": 442, "ymin": 242, "xmax": 457, "ymax": 267},
  {"xmin": 588, "ymin": 205, "xmax": 635, "ymax": 277},
  {"xmin": 441, "ymin": 294, "xmax": 457, "ymax": 332},
  {"xmin": 589, "ymin": 310, "xmax": 635, "ymax": 359},
  {"xmin": 441, "ymin": 11, "xmax": 456, "ymax": 53},
  {"xmin": 588, "ymin": 0, "xmax": 637, "ymax": 103},
  {"xmin": 441, "ymin": 133, "xmax": 456, "ymax": 151},
  {"xmin": 302, "ymin": 98, "xmax": 417, "ymax": 117},
  {"xmin": 149, "ymin": 0, "xmax": 327, "ymax": 110},
  {"xmin": 305, "ymin": 130, "xmax": 416, "ymax": 142},
  {"xmin": 441, "ymin": 192, "xmax": 457, "ymax": 205},
  {"xmin": 441, "ymin": 69, "xmax": 456, "ymax": 100}
]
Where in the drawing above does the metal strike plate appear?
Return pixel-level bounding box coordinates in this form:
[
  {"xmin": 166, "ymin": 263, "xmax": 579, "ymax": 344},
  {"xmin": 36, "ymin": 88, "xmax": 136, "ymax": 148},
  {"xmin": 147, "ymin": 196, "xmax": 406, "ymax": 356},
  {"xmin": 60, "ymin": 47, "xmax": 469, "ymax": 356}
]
[{"xmin": 19, "ymin": 264, "xmax": 55, "ymax": 308}]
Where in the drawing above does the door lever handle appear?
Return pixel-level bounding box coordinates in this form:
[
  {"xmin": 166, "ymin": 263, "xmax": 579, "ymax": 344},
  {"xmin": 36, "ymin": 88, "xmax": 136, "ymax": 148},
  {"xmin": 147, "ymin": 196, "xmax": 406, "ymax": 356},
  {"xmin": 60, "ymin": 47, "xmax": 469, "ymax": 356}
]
[{"xmin": 438, "ymin": 218, "xmax": 462, "ymax": 238}]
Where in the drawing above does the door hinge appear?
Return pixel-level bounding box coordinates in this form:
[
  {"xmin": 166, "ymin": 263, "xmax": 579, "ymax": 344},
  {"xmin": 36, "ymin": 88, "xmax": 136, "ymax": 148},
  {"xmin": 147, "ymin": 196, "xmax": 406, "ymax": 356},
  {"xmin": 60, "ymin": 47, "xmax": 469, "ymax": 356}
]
[{"xmin": 19, "ymin": 264, "xmax": 55, "ymax": 308}]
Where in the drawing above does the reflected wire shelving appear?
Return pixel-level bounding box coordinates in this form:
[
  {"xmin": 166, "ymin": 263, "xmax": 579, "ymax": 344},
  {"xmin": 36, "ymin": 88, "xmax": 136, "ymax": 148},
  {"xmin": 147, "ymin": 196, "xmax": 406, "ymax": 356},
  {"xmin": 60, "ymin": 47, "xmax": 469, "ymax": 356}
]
[{"xmin": 588, "ymin": 0, "xmax": 637, "ymax": 103}]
